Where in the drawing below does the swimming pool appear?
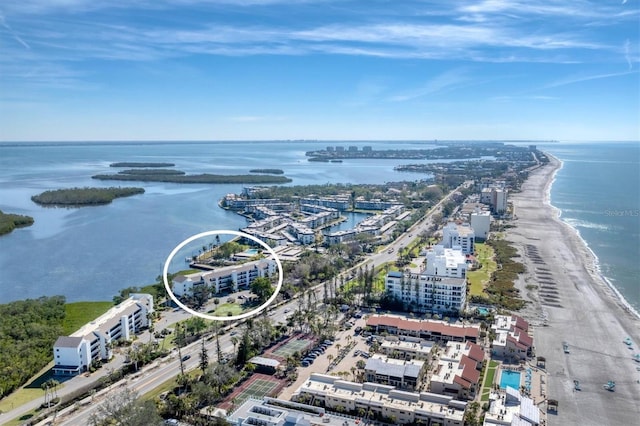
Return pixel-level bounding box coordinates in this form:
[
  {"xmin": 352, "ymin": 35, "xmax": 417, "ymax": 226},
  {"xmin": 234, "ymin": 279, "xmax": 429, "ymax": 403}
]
[
  {"xmin": 477, "ymin": 307, "xmax": 490, "ymax": 315},
  {"xmin": 244, "ymin": 249, "xmax": 259, "ymax": 255},
  {"xmin": 500, "ymin": 370, "xmax": 521, "ymax": 390}
]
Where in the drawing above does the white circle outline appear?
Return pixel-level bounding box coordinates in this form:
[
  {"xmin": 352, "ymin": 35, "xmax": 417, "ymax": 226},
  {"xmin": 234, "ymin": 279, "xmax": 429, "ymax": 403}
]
[{"xmin": 163, "ymin": 230, "xmax": 283, "ymax": 321}]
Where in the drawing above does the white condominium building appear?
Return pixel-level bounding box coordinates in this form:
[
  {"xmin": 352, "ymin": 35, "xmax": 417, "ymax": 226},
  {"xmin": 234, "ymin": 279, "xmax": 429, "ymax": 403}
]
[
  {"xmin": 172, "ymin": 258, "xmax": 276, "ymax": 296},
  {"xmin": 442, "ymin": 222, "xmax": 475, "ymax": 254},
  {"xmin": 53, "ymin": 294, "xmax": 153, "ymax": 376},
  {"xmin": 293, "ymin": 373, "xmax": 467, "ymax": 426},
  {"xmin": 470, "ymin": 210, "xmax": 491, "ymax": 241},
  {"xmin": 364, "ymin": 355, "xmax": 427, "ymax": 391},
  {"xmin": 385, "ymin": 271, "xmax": 467, "ymax": 314},
  {"xmin": 425, "ymin": 245, "xmax": 468, "ymax": 278}
]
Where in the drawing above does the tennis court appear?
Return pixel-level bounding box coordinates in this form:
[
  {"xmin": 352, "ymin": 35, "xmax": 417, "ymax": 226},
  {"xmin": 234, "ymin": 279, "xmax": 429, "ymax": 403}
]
[
  {"xmin": 220, "ymin": 374, "xmax": 285, "ymax": 410},
  {"xmin": 271, "ymin": 337, "xmax": 314, "ymax": 358}
]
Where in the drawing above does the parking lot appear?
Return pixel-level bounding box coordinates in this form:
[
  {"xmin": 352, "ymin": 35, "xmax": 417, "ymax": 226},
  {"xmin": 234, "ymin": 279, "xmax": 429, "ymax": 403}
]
[{"xmin": 277, "ymin": 314, "xmax": 372, "ymax": 400}]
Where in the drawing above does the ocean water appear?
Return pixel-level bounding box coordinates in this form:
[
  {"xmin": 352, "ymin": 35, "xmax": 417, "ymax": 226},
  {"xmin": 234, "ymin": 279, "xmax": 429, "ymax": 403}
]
[
  {"xmin": 539, "ymin": 141, "xmax": 640, "ymax": 313},
  {"xmin": 0, "ymin": 141, "xmax": 638, "ymax": 311}
]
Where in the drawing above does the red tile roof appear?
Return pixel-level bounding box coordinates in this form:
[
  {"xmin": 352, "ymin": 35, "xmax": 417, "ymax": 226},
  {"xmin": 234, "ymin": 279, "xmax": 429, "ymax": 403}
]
[
  {"xmin": 466, "ymin": 342, "xmax": 485, "ymax": 363},
  {"xmin": 453, "ymin": 375, "xmax": 472, "ymax": 389},
  {"xmin": 511, "ymin": 314, "xmax": 529, "ymax": 332},
  {"xmin": 460, "ymin": 356, "xmax": 481, "ymax": 384},
  {"xmin": 366, "ymin": 315, "xmax": 479, "ymax": 340}
]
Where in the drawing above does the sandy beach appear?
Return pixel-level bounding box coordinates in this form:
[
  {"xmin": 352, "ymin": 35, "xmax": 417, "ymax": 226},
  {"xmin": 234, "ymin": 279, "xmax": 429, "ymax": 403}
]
[{"xmin": 507, "ymin": 154, "xmax": 640, "ymax": 425}]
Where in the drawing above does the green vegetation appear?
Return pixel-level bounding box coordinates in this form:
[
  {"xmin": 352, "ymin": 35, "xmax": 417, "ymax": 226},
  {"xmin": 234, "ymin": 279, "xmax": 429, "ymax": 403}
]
[
  {"xmin": 483, "ymin": 239, "xmax": 526, "ymax": 310},
  {"xmin": 110, "ymin": 162, "xmax": 175, "ymax": 167},
  {"xmin": 0, "ymin": 386, "xmax": 46, "ymax": 424},
  {"xmin": 210, "ymin": 303, "xmax": 243, "ymax": 317},
  {"xmin": 92, "ymin": 173, "xmax": 292, "ymax": 184},
  {"xmin": 63, "ymin": 301, "xmax": 113, "ymax": 335},
  {"xmin": 250, "ymin": 277, "xmax": 275, "ymax": 304},
  {"xmin": 31, "ymin": 187, "xmax": 144, "ymax": 206},
  {"xmin": 481, "ymin": 360, "xmax": 499, "ymax": 402},
  {"xmin": 249, "ymin": 168, "xmax": 284, "ymax": 174},
  {"xmin": 0, "ymin": 296, "xmax": 66, "ymax": 398},
  {"xmin": 467, "ymin": 243, "xmax": 497, "ymax": 297},
  {"xmin": 118, "ymin": 169, "xmax": 185, "ymax": 175},
  {"xmin": 0, "ymin": 210, "xmax": 34, "ymax": 236}
]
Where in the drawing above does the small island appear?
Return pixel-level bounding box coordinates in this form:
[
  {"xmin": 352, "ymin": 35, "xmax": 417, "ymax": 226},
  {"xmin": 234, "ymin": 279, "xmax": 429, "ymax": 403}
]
[
  {"xmin": 109, "ymin": 162, "xmax": 175, "ymax": 168},
  {"xmin": 0, "ymin": 210, "xmax": 34, "ymax": 236},
  {"xmin": 117, "ymin": 169, "xmax": 186, "ymax": 176},
  {"xmin": 92, "ymin": 173, "xmax": 292, "ymax": 184},
  {"xmin": 31, "ymin": 187, "xmax": 145, "ymax": 207},
  {"xmin": 249, "ymin": 168, "xmax": 284, "ymax": 175}
]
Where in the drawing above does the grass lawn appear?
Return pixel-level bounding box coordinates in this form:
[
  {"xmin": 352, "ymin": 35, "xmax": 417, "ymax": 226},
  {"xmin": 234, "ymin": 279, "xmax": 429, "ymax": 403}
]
[
  {"xmin": 210, "ymin": 303, "xmax": 243, "ymax": 317},
  {"xmin": 467, "ymin": 243, "xmax": 497, "ymax": 297},
  {"xmin": 481, "ymin": 360, "xmax": 499, "ymax": 402},
  {"xmin": 63, "ymin": 301, "xmax": 113, "ymax": 335},
  {"xmin": 0, "ymin": 387, "xmax": 44, "ymax": 416}
]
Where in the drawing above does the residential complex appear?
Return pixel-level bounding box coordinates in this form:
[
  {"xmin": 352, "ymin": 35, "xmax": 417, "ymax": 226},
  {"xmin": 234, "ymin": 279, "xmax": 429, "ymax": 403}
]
[
  {"xmin": 293, "ymin": 373, "xmax": 467, "ymax": 426},
  {"xmin": 364, "ymin": 355, "xmax": 427, "ymax": 391},
  {"xmin": 53, "ymin": 294, "xmax": 153, "ymax": 376},
  {"xmin": 470, "ymin": 210, "xmax": 491, "ymax": 241},
  {"xmin": 491, "ymin": 315, "xmax": 534, "ymax": 360},
  {"xmin": 424, "ymin": 245, "xmax": 468, "ymax": 278},
  {"xmin": 379, "ymin": 340, "xmax": 434, "ymax": 361},
  {"xmin": 222, "ymin": 190, "xmax": 405, "ymax": 247},
  {"xmin": 480, "ymin": 184, "xmax": 508, "ymax": 215},
  {"xmin": 430, "ymin": 341, "xmax": 485, "ymax": 400},
  {"xmin": 385, "ymin": 270, "xmax": 467, "ymax": 314},
  {"xmin": 366, "ymin": 315, "xmax": 479, "ymax": 343},
  {"xmin": 484, "ymin": 387, "xmax": 540, "ymax": 426},
  {"xmin": 442, "ymin": 222, "xmax": 475, "ymax": 254},
  {"xmin": 172, "ymin": 258, "xmax": 276, "ymax": 297}
]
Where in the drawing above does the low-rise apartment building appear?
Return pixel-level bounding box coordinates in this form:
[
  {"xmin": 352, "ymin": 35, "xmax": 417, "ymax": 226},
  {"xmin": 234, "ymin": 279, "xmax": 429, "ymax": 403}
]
[
  {"xmin": 172, "ymin": 258, "xmax": 276, "ymax": 296},
  {"xmin": 366, "ymin": 315, "xmax": 479, "ymax": 344},
  {"xmin": 293, "ymin": 373, "xmax": 467, "ymax": 426},
  {"xmin": 491, "ymin": 315, "xmax": 534, "ymax": 360},
  {"xmin": 364, "ymin": 355, "xmax": 426, "ymax": 391},
  {"xmin": 379, "ymin": 340, "xmax": 434, "ymax": 361},
  {"xmin": 484, "ymin": 387, "xmax": 541, "ymax": 426},
  {"xmin": 53, "ymin": 294, "xmax": 153, "ymax": 376},
  {"xmin": 430, "ymin": 341, "xmax": 485, "ymax": 400}
]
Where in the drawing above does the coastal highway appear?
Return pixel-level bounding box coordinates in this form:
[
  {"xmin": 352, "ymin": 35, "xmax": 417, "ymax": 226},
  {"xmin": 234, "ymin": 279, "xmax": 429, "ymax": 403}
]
[{"xmin": 28, "ymin": 184, "xmax": 465, "ymax": 425}]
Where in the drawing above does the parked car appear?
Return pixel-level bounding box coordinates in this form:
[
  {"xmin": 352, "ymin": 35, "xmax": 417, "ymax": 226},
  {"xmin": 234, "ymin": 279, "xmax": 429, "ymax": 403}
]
[{"xmin": 181, "ymin": 354, "xmax": 191, "ymax": 361}]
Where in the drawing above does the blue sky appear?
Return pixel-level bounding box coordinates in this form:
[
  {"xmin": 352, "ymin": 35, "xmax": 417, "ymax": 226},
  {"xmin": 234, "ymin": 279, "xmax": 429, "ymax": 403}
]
[{"xmin": 1, "ymin": 0, "xmax": 638, "ymax": 141}]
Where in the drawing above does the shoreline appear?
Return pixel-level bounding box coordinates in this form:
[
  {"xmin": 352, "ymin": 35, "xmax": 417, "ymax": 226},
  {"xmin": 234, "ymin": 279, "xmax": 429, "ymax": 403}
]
[
  {"xmin": 507, "ymin": 153, "xmax": 640, "ymax": 425},
  {"xmin": 544, "ymin": 154, "xmax": 640, "ymax": 320}
]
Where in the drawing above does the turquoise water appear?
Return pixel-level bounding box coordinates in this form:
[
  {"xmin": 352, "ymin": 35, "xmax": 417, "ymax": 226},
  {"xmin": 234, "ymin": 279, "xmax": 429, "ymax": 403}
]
[
  {"xmin": 500, "ymin": 370, "xmax": 521, "ymax": 390},
  {"xmin": 478, "ymin": 307, "xmax": 489, "ymax": 315},
  {"xmin": 245, "ymin": 249, "xmax": 259, "ymax": 255}
]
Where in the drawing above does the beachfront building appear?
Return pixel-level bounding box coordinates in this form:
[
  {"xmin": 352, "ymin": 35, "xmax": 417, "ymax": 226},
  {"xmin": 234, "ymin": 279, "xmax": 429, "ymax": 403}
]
[
  {"xmin": 364, "ymin": 355, "xmax": 427, "ymax": 391},
  {"xmin": 484, "ymin": 387, "xmax": 541, "ymax": 426},
  {"xmin": 442, "ymin": 222, "xmax": 475, "ymax": 254},
  {"xmin": 491, "ymin": 315, "xmax": 534, "ymax": 360},
  {"xmin": 293, "ymin": 373, "xmax": 467, "ymax": 425},
  {"xmin": 385, "ymin": 270, "xmax": 467, "ymax": 314},
  {"xmin": 366, "ymin": 315, "xmax": 479, "ymax": 344},
  {"xmin": 379, "ymin": 340, "xmax": 434, "ymax": 361},
  {"xmin": 480, "ymin": 184, "xmax": 508, "ymax": 215},
  {"xmin": 425, "ymin": 245, "xmax": 468, "ymax": 278},
  {"xmin": 53, "ymin": 294, "xmax": 153, "ymax": 376},
  {"xmin": 430, "ymin": 341, "xmax": 485, "ymax": 400},
  {"xmin": 172, "ymin": 258, "xmax": 276, "ymax": 296},
  {"xmin": 470, "ymin": 210, "xmax": 491, "ymax": 241}
]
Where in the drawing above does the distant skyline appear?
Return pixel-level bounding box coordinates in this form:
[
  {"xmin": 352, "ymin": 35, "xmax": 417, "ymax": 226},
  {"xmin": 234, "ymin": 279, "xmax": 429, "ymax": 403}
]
[{"xmin": 1, "ymin": 0, "xmax": 639, "ymax": 142}]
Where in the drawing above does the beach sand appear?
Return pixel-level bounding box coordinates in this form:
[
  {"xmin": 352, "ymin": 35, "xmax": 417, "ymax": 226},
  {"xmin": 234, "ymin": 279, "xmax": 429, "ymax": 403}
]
[{"xmin": 507, "ymin": 154, "xmax": 640, "ymax": 425}]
